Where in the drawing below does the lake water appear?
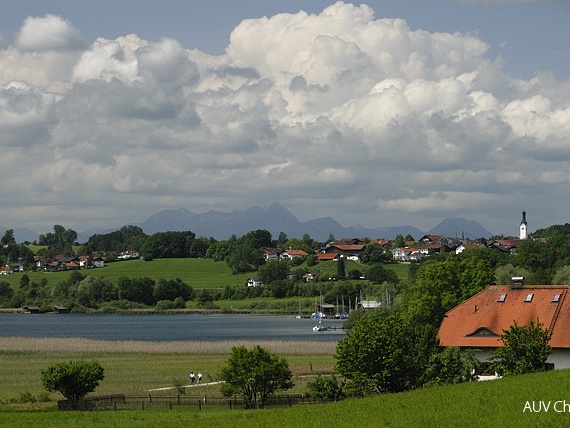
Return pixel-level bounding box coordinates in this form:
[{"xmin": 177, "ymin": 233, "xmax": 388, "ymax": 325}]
[{"xmin": 0, "ymin": 313, "xmax": 346, "ymax": 342}]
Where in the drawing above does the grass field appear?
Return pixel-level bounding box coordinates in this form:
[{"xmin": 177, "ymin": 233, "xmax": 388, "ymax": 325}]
[
  {"xmin": 4, "ymin": 258, "xmax": 410, "ymax": 290},
  {"xmin": 3, "ymin": 258, "xmax": 253, "ymax": 290},
  {"xmin": 0, "ymin": 336, "xmax": 568, "ymax": 427}
]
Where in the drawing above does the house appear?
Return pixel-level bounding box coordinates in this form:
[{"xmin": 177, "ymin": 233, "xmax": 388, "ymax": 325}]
[
  {"xmin": 262, "ymin": 247, "xmax": 280, "ymax": 261},
  {"xmin": 418, "ymin": 234, "xmax": 445, "ymax": 243},
  {"xmin": 280, "ymin": 249, "xmax": 308, "ymax": 260},
  {"xmin": 23, "ymin": 305, "xmax": 41, "ymax": 314},
  {"xmin": 316, "ymin": 253, "xmax": 340, "ymax": 261},
  {"xmin": 0, "ymin": 266, "xmax": 13, "ymax": 275},
  {"xmin": 247, "ymin": 278, "xmax": 264, "ymax": 287},
  {"xmin": 324, "ymin": 244, "xmax": 365, "ymax": 261},
  {"xmin": 54, "ymin": 306, "xmax": 69, "ymax": 314},
  {"xmin": 117, "ymin": 250, "xmax": 139, "ymax": 260},
  {"xmin": 79, "ymin": 255, "xmax": 105, "ymax": 268},
  {"xmin": 337, "ymin": 238, "xmax": 365, "ymax": 245},
  {"xmin": 92, "ymin": 256, "xmax": 105, "ymax": 268},
  {"xmin": 391, "ymin": 247, "xmax": 426, "ymax": 262},
  {"xmin": 438, "ymin": 278, "xmax": 570, "ymax": 369},
  {"xmin": 303, "ymin": 271, "xmax": 317, "ymax": 282},
  {"xmin": 455, "ymin": 241, "xmax": 485, "ymax": 254}
]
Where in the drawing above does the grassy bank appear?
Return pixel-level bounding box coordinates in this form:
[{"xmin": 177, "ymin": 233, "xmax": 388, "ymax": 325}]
[{"xmin": 1, "ymin": 338, "xmax": 569, "ymax": 427}]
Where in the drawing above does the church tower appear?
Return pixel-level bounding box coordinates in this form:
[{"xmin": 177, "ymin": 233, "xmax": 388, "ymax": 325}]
[{"xmin": 519, "ymin": 210, "xmax": 528, "ymax": 240}]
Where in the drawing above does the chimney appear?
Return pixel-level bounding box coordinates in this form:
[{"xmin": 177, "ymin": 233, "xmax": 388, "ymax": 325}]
[{"xmin": 511, "ymin": 276, "xmax": 524, "ymax": 289}]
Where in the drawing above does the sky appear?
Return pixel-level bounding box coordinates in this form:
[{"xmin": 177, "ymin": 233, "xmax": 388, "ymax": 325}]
[{"xmin": 1, "ymin": 0, "xmax": 570, "ymax": 238}]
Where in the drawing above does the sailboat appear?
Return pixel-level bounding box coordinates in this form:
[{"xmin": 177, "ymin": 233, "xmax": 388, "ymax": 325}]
[{"xmin": 312, "ymin": 293, "xmax": 327, "ymax": 332}]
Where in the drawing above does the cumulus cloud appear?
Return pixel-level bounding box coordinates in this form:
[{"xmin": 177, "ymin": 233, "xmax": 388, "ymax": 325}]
[
  {"xmin": 14, "ymin": 14, "xmax": 85, "ymax": 52},
  {"xmin": 0, "ymin": 2, "xmax": 569, "ymax": 235}
]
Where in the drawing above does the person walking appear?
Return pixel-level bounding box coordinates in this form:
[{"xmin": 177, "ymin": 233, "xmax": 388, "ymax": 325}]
[
  {"xmin": 197, "ymin": 372, "xmax": 203, "ymax": 384},
  {"xmin": 189, "ymin": 371, "xmax": 195, "ymax": 384}
]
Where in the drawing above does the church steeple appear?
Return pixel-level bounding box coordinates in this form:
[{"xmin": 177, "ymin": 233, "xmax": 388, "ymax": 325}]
[{"xmin": 519, "ymin": 210, "xmax": 528, "ymax": 240}]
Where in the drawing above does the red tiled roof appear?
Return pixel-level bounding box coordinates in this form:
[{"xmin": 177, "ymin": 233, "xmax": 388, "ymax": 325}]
[
  {"xmin": 285, "ymin": 249, "xmax": 308, "ymax": 256},
  {"xmin": 317, "ymin": 253, "xmax": 340, "ymax": 260},
  {"xmin": 331, "ymin": 244, "xmax": 365, "ymax": 251},
  {"xmin": 438, "ymin": 285, "xmax": 570, "ymax": 349}
]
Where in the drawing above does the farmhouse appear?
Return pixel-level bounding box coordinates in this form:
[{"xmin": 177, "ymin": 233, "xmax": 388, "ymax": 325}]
[
  {"xmin": 438, "ymin": 278, "xmax": 570, "ymax": 369},
  {"xmin": 280, "ymin": 249, "xmax": 308, "ymax": 260}
]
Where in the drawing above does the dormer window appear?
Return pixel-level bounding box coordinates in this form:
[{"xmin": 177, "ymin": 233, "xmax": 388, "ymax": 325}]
[
  {"xmin": 524, "ymin": 293, "xmax": 534, "ymax": 302},
  {"xmin": 552, "ymin": 293, "xmax": 561, "ymax": 303},
  {"xmin": 497, "ymin": 293, "xmax": 507, "ymax": 302}
]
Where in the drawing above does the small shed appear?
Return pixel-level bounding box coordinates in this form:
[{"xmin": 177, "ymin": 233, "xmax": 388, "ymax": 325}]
[
  {"xmin": 318, "ymin": 303, "xmax": 336, "ymax": 318},
  {"xmin": 23, "ymin": 305, "xmax": 41, "ymax": 314},
  {"xmin": 54, "ymin": 306, "xmax": 69, "ymax": 314},
  {"xmin": 357, "ymin": 300, "xmax": 381, "ymax": 310}
]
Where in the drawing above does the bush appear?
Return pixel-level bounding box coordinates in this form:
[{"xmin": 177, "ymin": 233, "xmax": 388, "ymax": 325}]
[
  {"xmin": 41, "ymin": 360, "xmax": 104, "ymax": 408},
  {"xmin": 305, "ymin": 375, "xmax": 345, "ymax": 401}
]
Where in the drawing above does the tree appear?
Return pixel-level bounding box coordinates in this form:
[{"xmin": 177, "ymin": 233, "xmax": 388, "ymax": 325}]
[
  {"xmin": 423, "ymin": 347, "xmax": 479, "ymax": 387},
  {"xmin": 490, "ymin": 320, "xmax": 552, "ymax": 376},
  {"xmin": 305, "ymin": 374, "xmax": 345, "ymax": 401},
  {"xmin": 335, "ymin": 309, "xmax": 437, "ymax": 395},
  {"xmin": 336, "ymin": 256, "xmax": 346, "ymax": 280},
  {"xmin": 1, "ymin": 229, "xmax": 15, "ymax": 245},
  {"xmin": 41, "ymin": 360, "xmax": 104, "ymax": 408},
  {"xmin": 39, "ymin": 225, "xmax": 78, "ymax": 254},
  {"xmin": 366, "ymin": 264, "xmax": 398, "ymax": 285},
  {"xmin": 220, "ymin": 345, "xmax": 293, "ymax": 407},
  {"xmin": 258, "ymin": 260, "xmax": 290, "ymax": 285}
]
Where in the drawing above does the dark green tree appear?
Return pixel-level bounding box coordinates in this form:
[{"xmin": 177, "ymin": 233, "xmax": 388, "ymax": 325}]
[
  {"xmin": 335, "ymin": 309, "xmax": 437, "ymax": 395},
  {"xmin": 336, "ymin": 257, "xmax": 346, "ymax": 280},
  {"xmin": 117, "ymin": 277, "xmax": 156, "ymax": 305},
  {"xmin": 366, "ymin": 264, "xmax": 398, "ymax": 285},
  {"xmin": 402, "ymin": 252, "xmax": 494, "ymax": 326},
  {"xmin": 305, "ymin": 374, "xmax": 345, "ymax": 401},
  {"xmin": 153, "ymin": 278, "xmax": 193, "ymax": 302},
  {"xmin": 423, "ymin": 347, "xmax": 479, "ymax": 387},
  {"xmin": 1, "ymin": 229, "xmax": 15, "ymax": 245},
  {"xmin": 220, "ymin": 345, "xmax": 293, "ymax": 407},
  {"xmin": 490, "ymin": 320, "xmax": 552, "ymax": 375},
  {"xmin": 258, "ymin": 260, "xmax": 290, "ymax": 285},
  {"xmin": 39, "ymin": 225, "xmax": 77, "ymax": 255},
  {"xmin": 41, "ymin": 360, "xmax": 104, "ymax": 409},
  {"xmin": 360, "ymin": 243, "xmax": 391, "ymax": 264}
]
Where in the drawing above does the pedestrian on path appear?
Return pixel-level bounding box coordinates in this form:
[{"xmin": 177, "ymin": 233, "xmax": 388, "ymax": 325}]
[
  {"xmin": 198, "ymin": 372, "xmax": 203, "ymax": 384},
  {"xmin": 189, "ymin": 371, "xmax": 195, "ymax": 384}
]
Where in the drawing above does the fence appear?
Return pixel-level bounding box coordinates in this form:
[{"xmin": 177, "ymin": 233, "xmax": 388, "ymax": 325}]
[{"xmin": 58, "ymin": 393, "xmax": 320, "ymax": 411}]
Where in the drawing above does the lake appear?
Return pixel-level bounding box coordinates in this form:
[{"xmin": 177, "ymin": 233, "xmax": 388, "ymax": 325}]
[{"xmin": 0, "ymin": 313, "xmax": 347, "ymax": 342}]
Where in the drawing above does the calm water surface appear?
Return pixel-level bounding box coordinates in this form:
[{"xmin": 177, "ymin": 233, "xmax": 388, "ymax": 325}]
[{"xmin": 0, "ymin": 313, "xmax": 346, "ymax": 342}]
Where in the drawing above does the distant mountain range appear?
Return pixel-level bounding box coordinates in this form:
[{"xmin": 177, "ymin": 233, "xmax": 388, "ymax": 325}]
[{"xmin": 1, "ymin": 202, "xmax": 494, "ymax": 243}]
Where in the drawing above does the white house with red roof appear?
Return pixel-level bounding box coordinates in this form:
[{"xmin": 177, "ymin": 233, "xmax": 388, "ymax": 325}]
[{"xmin": 438, "ymin": 278, "xmax": 570, "ymax": 369}]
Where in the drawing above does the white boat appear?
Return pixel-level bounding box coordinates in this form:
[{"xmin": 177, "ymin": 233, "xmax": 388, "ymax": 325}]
[{"xmin": 312, "ymin": 293, "xmax": 328, "ymax": 331}]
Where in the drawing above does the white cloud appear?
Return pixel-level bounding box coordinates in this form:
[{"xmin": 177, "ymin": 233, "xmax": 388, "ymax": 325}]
[
  {"xmin": 0, "ymin": 2, "xmax": 569, "ymax": 235},
  {"xmin": 14, "ymin": 14, "xmax": 84, "ymax": 52}
]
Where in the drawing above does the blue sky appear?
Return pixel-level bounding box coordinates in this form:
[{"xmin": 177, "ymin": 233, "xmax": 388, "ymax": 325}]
[{"xmin": 1, "ymin": 1, "xmax": 570, "ymax": 237}]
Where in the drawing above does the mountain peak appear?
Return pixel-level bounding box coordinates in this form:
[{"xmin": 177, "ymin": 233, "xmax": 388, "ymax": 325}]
[{"xmin": 428, "ymin": 217, "xmax": 492, "ymax": 239}]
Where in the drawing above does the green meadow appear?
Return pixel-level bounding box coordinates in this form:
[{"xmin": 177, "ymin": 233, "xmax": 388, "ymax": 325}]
[
  {"xmin": 1, "ymin": 337, "xmax": 569, "ymax": 427},
  {"xmin": 4, "ymin": 258, "xmax": 253, "ymax": 290}
]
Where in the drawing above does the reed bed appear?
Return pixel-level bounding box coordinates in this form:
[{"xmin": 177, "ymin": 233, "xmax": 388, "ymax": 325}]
[{"xmin": 0, "ymin": 337, "xmax": 336, "ymax": 355}]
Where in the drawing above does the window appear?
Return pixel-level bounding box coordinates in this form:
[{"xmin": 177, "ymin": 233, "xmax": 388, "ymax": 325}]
[
  {"xmin": 524, "ymin": 293, "xmax": 534, "ymax": 302},
  {"xmin": 497, "ymin": 293, "xmax": 507, "ymax": 302},
  {"xmin": 552, "ymin": 293, "xmax": 561, "ymax": 303}
]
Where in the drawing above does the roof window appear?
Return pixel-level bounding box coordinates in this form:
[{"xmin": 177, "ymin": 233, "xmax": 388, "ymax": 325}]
[
  {"xmin": 552, "ymin": 293, "xmax": 561, "ymax": 303},
  {"xmin": 524, "ymin": 293, "xmax": 534, "ymax": 302},
  {"xmin": 497, "ymin": 293, "xmax": 507, "ymax": 302}
]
